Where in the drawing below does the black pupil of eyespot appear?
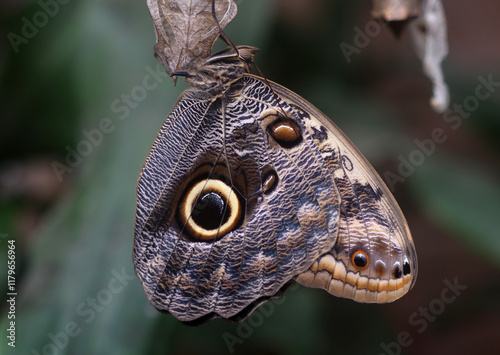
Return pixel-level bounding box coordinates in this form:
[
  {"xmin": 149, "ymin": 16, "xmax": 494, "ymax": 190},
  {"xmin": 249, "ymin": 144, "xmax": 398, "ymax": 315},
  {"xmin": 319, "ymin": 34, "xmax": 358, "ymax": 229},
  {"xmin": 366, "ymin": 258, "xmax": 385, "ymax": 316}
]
[
  {"xmin": 191, "ymin": 191, "xmax": 229, "ymax": 230},
  {"xmin": 354, "ymin": 253, "xmax": 367, "ymax": 268},
  {"xmin": 394, "ymin": 266, "xmax": 402, "ymax": 279},
  {"xmin": 403, "ymin": 260, "xmax": 411, "ymax": 275}
]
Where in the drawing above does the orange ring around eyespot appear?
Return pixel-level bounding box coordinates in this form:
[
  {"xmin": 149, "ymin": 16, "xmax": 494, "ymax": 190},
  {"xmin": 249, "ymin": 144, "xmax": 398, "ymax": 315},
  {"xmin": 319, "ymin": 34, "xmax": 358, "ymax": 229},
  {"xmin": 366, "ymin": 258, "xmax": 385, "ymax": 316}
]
[
  {"xmin": 351, "ymin": 250, "xmax": 369, "ymax": 270},
  {"xmin": 180, "ymin": 179, "xmax": 240, "ymax": 241}
]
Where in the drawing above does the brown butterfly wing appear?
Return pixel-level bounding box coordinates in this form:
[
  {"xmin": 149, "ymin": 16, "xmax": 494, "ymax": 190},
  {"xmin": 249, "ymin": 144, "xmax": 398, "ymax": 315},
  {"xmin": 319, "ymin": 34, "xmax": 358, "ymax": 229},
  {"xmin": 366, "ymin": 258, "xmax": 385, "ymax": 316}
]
[
  {"xmin": 265, "ymin": 79, "xmax": 418, "ymax": 303},
  {"xmin": 134, "ymin": 76, "xmax": 341, "ymax": 322}
]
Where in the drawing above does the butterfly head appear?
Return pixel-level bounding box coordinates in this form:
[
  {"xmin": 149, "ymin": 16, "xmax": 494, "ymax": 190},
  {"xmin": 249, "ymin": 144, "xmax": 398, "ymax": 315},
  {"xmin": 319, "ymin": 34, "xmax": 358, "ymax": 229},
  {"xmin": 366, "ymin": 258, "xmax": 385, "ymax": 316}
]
[{"xmin": 181, "ymin": 45, "xmax": 259, "ymax": 95}]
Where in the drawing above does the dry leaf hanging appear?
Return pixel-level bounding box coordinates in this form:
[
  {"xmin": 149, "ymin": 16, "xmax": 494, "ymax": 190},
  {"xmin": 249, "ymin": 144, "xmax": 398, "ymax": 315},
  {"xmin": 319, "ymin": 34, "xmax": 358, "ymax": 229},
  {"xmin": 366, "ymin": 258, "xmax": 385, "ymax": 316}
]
[{"xmin": 147, "ymin": 0, "xmax": 237, "ymax": 77}]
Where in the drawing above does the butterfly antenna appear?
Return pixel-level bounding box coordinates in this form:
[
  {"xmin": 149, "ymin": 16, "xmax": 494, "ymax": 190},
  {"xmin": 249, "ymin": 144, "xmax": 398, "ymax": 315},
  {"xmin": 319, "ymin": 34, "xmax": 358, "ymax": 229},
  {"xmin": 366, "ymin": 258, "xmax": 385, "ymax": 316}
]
[{"xmin": 212, "ymin": 0, "xmax": 239, "ymax": 56}]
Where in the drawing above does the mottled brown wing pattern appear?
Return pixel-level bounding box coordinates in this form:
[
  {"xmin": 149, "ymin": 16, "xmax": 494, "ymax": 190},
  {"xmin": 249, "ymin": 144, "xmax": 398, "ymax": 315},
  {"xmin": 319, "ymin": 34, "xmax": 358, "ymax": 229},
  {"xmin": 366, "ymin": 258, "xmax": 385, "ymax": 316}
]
[
  {"xmin": 267, "ymin": 82, "xmax": 418, "ymax": 302},
  {"xmin": 134, "ymin": 73, "xmax": 346, "ymax": 322},
  {"xmin": 134, "ymin": 46, "xmax": 417, "ymax": 323}
]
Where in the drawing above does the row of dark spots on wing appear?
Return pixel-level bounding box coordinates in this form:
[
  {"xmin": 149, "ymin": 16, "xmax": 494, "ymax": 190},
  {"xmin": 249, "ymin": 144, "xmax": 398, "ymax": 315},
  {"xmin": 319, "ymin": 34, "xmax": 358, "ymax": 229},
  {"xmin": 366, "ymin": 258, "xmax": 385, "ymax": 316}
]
[
  {"xmin": 393, "ymin": 258, "xmax": 412, "ymax": 279},
  {"xmin": 338, "ymin": 239, "xmax": 411, "ymax": 280},
  {"xmin": 344, "ymin": 182, "xmax": 413, "ymax": 278}
]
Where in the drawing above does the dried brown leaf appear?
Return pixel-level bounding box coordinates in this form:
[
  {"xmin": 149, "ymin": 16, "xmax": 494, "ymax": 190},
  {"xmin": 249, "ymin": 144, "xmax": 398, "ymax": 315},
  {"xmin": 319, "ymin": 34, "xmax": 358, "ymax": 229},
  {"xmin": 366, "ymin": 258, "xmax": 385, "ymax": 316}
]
[
  {"xmin": 147, "ymin": 0, "xmax": 237, "ymax": 76},
  {"xmin": 371, "ymin": 0, "xmax": 420, "ymax": 21}
]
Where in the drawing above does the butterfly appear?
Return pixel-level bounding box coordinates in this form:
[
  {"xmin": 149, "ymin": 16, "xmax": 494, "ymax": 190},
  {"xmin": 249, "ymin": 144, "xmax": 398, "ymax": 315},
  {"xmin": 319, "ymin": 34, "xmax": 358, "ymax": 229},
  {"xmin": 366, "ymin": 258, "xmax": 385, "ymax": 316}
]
[{"xmin": 133, "ymin": 0, "xmax": 417, "ymax": 324}]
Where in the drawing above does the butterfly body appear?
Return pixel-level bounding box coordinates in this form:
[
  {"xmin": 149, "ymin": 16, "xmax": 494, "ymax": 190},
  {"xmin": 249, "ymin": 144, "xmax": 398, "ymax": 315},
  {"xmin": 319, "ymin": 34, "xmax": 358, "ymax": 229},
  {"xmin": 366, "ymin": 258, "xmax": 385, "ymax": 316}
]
[{"xmin": 134, "ymin": 46, "xmax": 417, "ymax": 323}]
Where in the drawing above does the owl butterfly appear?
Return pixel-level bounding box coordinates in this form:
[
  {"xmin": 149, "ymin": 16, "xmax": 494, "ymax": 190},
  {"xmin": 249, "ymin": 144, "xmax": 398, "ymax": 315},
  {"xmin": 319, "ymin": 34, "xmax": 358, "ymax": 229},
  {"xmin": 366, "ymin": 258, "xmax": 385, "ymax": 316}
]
[{"xmin": 134, "ymin": 0, "xmax": 417, "ymax": 324}]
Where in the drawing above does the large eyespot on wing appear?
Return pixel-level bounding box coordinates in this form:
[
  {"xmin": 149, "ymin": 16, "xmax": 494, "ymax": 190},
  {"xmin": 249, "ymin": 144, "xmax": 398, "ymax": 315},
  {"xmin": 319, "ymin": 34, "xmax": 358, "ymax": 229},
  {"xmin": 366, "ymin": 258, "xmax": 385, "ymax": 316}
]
[
  {"xmin": 133, "ymin": 89, "xmax": 223, "ymax": 302},
  {"xmin": 133, "ymin": 91, "xmax": 252, "ymax": 322},
  {"xmin": 134, "ymin": 78, "xmax": 343, "ymax": 323},
  {"xmin": 178, "ymin": 178, "xmax": 243, "ymax": 241},
  {"xmin": 261, "ymin": 77, "xmax": 417, "ymax": 303}
]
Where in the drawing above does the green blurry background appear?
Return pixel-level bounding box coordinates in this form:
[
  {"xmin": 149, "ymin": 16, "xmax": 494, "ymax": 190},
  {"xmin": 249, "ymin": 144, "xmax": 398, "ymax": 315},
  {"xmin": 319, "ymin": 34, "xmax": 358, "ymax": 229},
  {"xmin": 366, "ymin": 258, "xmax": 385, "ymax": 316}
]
[{"xmin": 1, "ymin": 0, "xmax": 499, "ymax": 354}]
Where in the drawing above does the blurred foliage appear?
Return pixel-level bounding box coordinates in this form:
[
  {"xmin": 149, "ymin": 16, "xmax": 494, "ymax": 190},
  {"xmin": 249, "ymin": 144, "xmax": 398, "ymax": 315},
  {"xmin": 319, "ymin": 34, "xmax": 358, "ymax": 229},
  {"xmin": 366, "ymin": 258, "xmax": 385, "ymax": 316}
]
[
  {"xmin": 0, "ymin": 0, "xmax": 499, "ymax": 354},
  {"xmin": 411, "ymin": 156, "xmax": 500, "ymax": 266}
]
